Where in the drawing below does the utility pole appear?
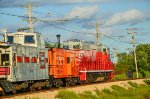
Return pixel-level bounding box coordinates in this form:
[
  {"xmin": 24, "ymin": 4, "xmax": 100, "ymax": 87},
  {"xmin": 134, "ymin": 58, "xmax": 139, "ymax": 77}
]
[
  {"xmin": 113, "ymin": 48, "xmax": 119, "ymax": 67},
  {"xmin": 28, "ymin": 0, "xmax": 33, "ymax": 33},
  {"xmin": 127, "ymin": 28, "xmax": 139, "ymax": 78},
  {"xmin": 96, "ymin": 23, "xmax": 100, "ymax": 50}
]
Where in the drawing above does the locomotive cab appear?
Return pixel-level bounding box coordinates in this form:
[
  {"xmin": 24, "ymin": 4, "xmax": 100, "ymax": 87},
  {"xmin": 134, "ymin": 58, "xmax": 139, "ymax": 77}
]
[{"xmin": 6, "ymin": 32, "xmax": 45, "ymax": 48}]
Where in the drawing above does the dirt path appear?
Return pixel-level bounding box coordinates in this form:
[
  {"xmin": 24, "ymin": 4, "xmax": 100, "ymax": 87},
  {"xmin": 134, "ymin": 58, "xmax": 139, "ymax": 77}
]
[{"xmin": 2, "ymin": 79, "xmax": 149, "ymax": 99}]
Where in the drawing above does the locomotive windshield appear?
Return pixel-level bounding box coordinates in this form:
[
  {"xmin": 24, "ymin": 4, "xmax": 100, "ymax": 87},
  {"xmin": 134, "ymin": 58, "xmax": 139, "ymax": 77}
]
[
  {"xmin": 24, "ymin": 35, "xmax": 35, "ymax": 43},
  {"xmin": 7, "ymin": 36, "xmax": 14, "ymax": 43}
]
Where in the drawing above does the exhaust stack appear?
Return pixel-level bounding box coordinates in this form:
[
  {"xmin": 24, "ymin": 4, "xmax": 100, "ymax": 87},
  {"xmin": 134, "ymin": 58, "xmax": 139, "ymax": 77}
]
[{"xmin": 56, "ymin": 34, "xmax": 61, "ymax": 48}]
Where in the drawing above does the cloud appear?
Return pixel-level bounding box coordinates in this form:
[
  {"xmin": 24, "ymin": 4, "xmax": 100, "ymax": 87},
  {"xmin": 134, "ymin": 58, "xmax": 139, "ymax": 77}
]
[
  {"xmin": 104, "ymin": 9, "xmax": 150, "ymax": 26},
  {"xmin": 0, "ymin": 0, "xmax": 150, "ymax": 8},
  {"xmin": 65, "ymin": 6, "xmax": 99, "ymax": 19},
  {"xmin": 53, "ymin": 0, "xmax": 101, "ymax": 4},
  {"xmin": 0, "ymin": 0, "xmax": 104, "ymax": 8}
]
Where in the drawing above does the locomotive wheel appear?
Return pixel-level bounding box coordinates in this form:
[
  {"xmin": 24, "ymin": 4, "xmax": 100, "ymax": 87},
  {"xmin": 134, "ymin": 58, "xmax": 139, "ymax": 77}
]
[
  {"xmin": 30, "ymin": 86, "xmax": 35, "ymax": 92},
  {"xmin": 0, "ymin": 86, "xmax": 10, "ymax": 96},
  {"xmin": 104, "ymin": 73, "xmax": 110, "ymax": 82},
  {"xmin": 1, "ymin": 91, "xmax": 9, "ymax": 96},
  {"xmin": 0, "ymin": 89, "xmax": 5, "ymax": 96}
]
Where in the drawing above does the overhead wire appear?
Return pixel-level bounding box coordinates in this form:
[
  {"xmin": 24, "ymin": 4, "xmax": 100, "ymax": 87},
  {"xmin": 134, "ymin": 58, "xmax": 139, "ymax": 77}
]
[{"xmin": 0, "ymin": 11, "xmax": 130, "ymax": 44}]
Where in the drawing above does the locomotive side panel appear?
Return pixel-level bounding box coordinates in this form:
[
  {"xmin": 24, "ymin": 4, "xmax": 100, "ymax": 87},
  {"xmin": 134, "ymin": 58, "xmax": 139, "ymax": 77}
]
[
  {"xmin": 10, "ymin": 46, "xmax": 49, "ymax": 82},
  {"xmin": 78, "ymin": 50, "xmax": 114, "ymax": 81},
  {"xmin": 48, "ymin": 48, "xmax": 80, "ymax": 78},
  {"xmin": 48, "ymin": 48, "xmax": 66, "ymax": 78},
  {"xmin": 70, "ymin": 50, "xmax": 80, "ymax": 77}
]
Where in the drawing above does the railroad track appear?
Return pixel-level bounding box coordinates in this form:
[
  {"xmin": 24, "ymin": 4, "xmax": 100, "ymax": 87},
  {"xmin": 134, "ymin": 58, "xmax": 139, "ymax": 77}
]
[{"xmin": 0, "ymin": 78, "xmax": 144, "ymax": 99}]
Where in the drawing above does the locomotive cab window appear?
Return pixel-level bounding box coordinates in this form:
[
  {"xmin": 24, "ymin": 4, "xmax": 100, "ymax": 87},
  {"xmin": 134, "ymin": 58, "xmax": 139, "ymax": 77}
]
[
  {"xmin": 67, "ymin": 57, "xmax": 70, "ymax": 64},
  {"xmin": 0, "ymin": 54, "xmax": 10, "ymax": 66},
  {"xmin": 7, "ymin": 36, "xmax": 14, "ymax": 43},
  {"xmin": 24, "ymin": 35, "xmax": 35, "ymax": 43}
]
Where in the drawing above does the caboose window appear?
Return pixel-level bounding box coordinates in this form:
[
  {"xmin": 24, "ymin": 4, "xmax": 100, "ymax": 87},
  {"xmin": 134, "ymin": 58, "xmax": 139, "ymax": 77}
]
[
  {"xmin": 67, "ymin": 57, "xmax": 70, "ymax": 64},
  {"xmin": 1, "ymin": 54, "xmax": 10, "ymax": 66},
  {"xmin": 7, "ymin": 36, "xmax": 14, "ymax": 43},
  {"xmin": 24, "ymin": 35, "xmax": 35, "ymax": 43}
]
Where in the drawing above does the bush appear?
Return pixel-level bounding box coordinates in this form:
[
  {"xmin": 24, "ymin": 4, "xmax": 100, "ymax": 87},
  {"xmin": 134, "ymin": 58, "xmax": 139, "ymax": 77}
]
[
  {"xmin": 144, "ymin": 71, "xmax": 150, "ymax": 78},
  {"xmin": 133, "ymin": 72, "xmax": 143, "ymax": 78},
  {"xmin": 143, "ymin": 80, "xmax": 150, "ymax": 85},
  {"xmin": 139, "ymin": 69, "xmax": 150, "ymax": 78},
  {"xmin": 113, "ymin": 74, "xmax": 127, "ymax": 80},
  {"xmin": 128, "ymin": 81, "xmax": 138, "ymax": 87}
]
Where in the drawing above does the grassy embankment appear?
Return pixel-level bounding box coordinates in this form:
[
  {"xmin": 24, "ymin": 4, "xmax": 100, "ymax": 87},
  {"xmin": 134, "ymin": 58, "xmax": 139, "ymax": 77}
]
[{"xmin": 55, "ymin": 80, "xmax": 150, "ymax": 99}]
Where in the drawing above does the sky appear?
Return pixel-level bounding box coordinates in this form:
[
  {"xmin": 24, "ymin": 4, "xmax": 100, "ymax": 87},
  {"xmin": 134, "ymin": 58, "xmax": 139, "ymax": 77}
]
[{"xmin": 0, "ymin": 0, "xmax": 150, "ymax": 53}]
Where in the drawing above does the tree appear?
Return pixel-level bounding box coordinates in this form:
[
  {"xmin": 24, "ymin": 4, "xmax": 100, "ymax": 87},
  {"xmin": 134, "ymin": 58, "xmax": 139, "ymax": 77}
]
[
  {"xmin": 45, "ymin": 41, "xmax": 63, "ymax": 48},
  {"xmin": 115, "ymin": 44, "xmax": 150, "ymax": 75},
  {"xmin": 115, "ymin": 52, "xmax": 134, "ymax": 74},
  {"xmin": 136, "ymin": 44, "xmax": 150, "ymax": 72}
]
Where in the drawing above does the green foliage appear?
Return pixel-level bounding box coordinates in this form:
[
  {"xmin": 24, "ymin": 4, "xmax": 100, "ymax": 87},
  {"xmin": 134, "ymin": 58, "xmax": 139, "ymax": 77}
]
[
  {"xmin": 144, "ymin": 80, "xmax": 150, "ymax": 85},
  {"xmin": 113, "ymin": 74, "xmax": 127, "ymax": 80},
  {"xmin": 115, "ymin": 44, "xmax": 150, "ymax": 78},
  {"xmin": 24, "ymin": 96, "xmax": 40, "ymax": 99},
  {"xmin": 94, "ymin": 87, "xmax": 101, "ymax": 96},
  {"xmin": 115, "ymin": 53, "xmax": 134, "ymax": 75},
  {"xmin": 102, "ymin": 88, "xmax": 113, "ymax": 94},
  {"xmin": 55, "ymin": 90, "xmax": 79, "ymax": 99},
  {"xmin": 128, "ymin": 81, "xmax": 138, "ymax": 87},
  {"xmin": 79, "ymin": 91, "xmax": 99, "ymax": 99},
  {"xmin": 56, "ymin": 85, "xmax": 150, "ymax": 99},
  {"xmin": 139, "ymin": 69, "xmax": 150, "ymax": 78},
  {"xmin": 111, "ymin": 85, "xmax": 126, "ymax": 91},
  {"xmin": 132, "ymin": 72, "xmax": 143, "ymax": 78},
  {"xmin": 45, "ymin": 41, "xmax": 63, "ymax": 48},
  {"xmin": 136, "ymin": 44, "xmax": 150, "ymax": 72}
]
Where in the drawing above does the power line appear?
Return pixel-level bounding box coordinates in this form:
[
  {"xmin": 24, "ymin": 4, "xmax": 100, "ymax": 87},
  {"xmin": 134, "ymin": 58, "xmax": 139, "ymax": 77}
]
[
  {"xmin": 0, "ymin": 11, "xmax": 130, "ymax": 44},
  {"xmin": 39, "ymin": 19, "xmax": 130, "ymax": 44}
]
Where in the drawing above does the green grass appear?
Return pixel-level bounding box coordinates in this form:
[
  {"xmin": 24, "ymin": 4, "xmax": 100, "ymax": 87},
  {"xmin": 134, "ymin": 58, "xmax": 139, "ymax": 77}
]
[
  {"xmin": 56, "ymin": 82, "xmax": 150, "ymax": 99},
  {"xmin": 24, "ymin": 96, "xmax": 40, "ymax": 99},
  {"xmin": 79, "ymin": 91, "xmax": 99, "ymax": 99},
  {"xmin": 55, "ymin": 90, "xmax": 79, "ymax": 99},
  {"xmin": 144, "ymin": 80, "xmax": 150, "ymax": 85},
  {"xmin": 128, "ymin": 81, "xmax": 138, "ymax": 87}
]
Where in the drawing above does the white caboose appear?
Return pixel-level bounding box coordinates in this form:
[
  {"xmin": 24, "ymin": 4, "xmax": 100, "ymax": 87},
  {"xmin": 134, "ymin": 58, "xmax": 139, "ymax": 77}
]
[{"xmin": 0, "ymin": 32, "xmax": 50, "ymax": 94}]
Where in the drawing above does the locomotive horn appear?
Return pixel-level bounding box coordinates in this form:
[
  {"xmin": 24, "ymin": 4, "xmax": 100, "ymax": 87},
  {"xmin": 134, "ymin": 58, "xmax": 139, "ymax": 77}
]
[{"xmin": 56, "ymin": 34, "xmax": 61, "ymax": 48}]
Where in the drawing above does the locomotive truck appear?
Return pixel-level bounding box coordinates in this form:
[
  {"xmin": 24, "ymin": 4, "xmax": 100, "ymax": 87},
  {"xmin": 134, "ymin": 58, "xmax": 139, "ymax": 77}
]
[{"xmin": 0, "ymin": 31, "xmax": 114, "ymax": 95}]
